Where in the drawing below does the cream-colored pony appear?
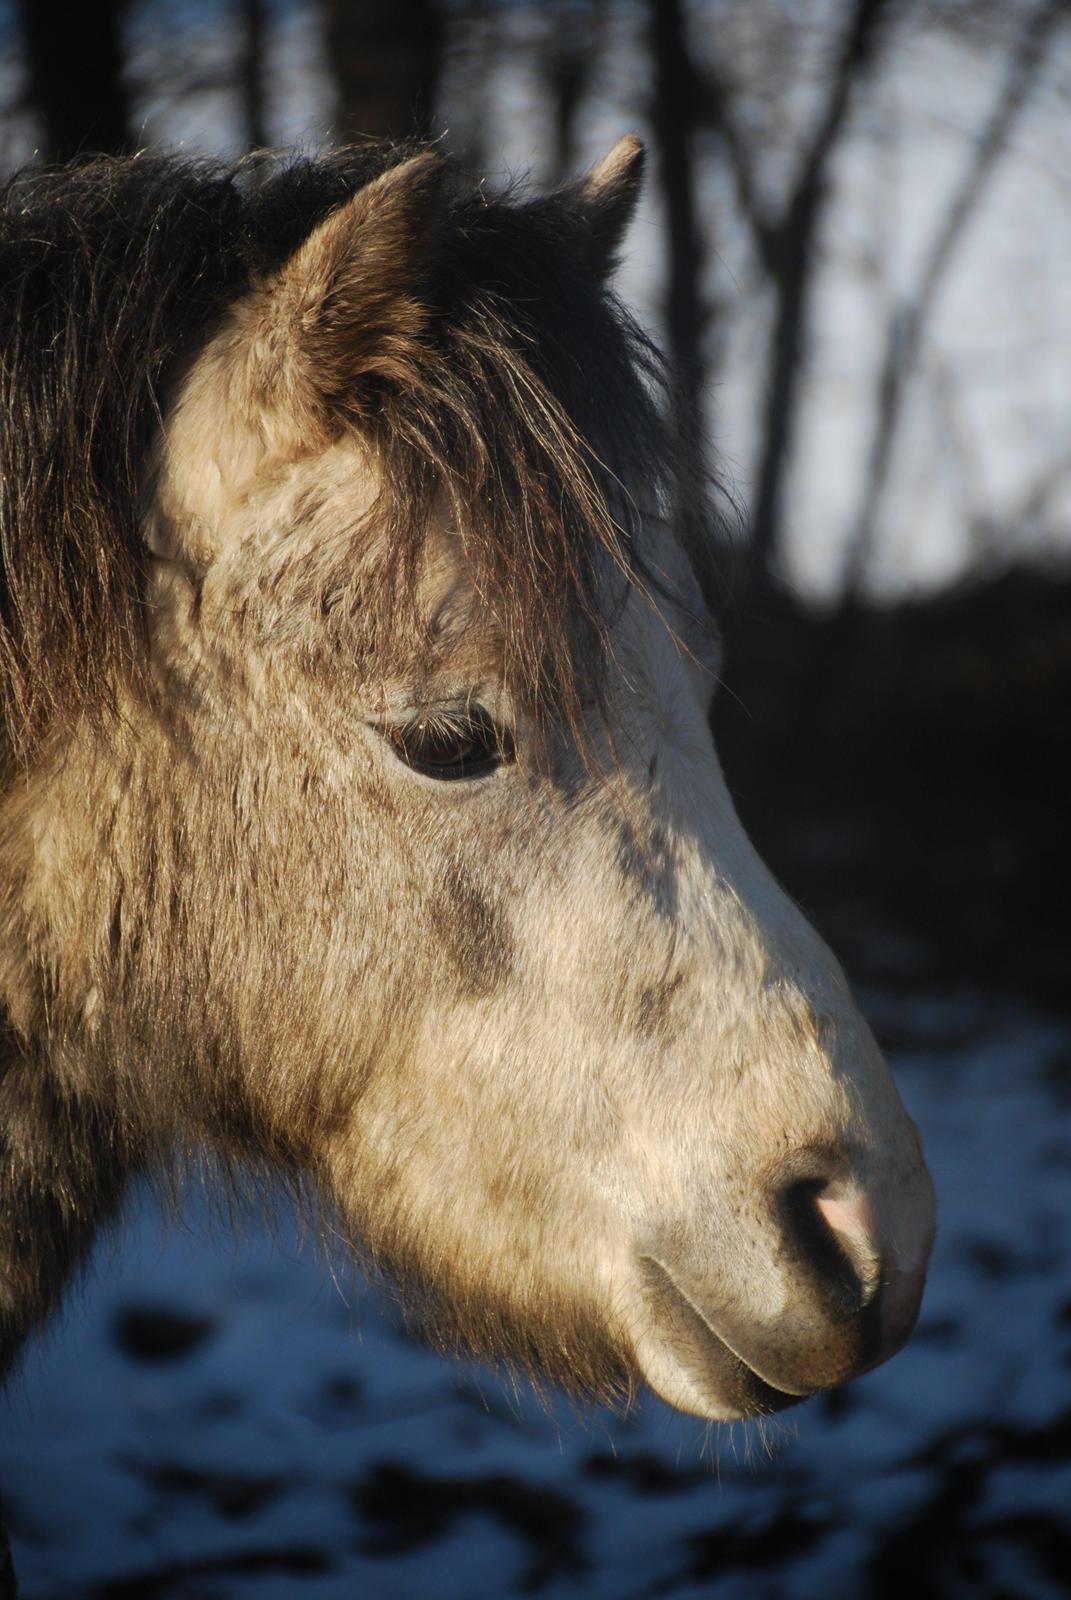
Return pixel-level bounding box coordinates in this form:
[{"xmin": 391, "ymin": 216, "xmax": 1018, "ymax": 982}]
[{"xmin": 0, "ymin": 139, "xmax": 933, "ymax": 1455}]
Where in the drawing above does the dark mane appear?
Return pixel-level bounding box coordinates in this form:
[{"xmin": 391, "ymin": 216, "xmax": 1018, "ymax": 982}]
[{"xmin": 0, "ymin": 146, "xmax": 681, "ymax": 766}]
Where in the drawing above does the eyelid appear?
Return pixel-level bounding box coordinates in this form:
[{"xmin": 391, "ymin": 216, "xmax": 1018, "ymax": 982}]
[
  {"xmin": 374, "ymin": 701, "xmax": 515, "ymax": 782},
  {"xmin": 368, "ymin": 684, "xmax": 499, "ymax": 721},
  {"xmin": 370, "ymin": 703, "xmax": 489, "ymax": 740}
]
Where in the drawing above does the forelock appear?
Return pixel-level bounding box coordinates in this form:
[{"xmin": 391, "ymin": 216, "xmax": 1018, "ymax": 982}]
[
  {"xmin": 351, "ymin": 186, "xmax": 678, "ymax": 751},
  {"xmin": 0, "ymin": 147, "xmax": 695, "ymax": 771}
]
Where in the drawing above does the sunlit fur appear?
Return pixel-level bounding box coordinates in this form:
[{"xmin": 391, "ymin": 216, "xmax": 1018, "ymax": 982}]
[{"xmin": 0, "ymin": 141, "xmax": 933, "ymax": 1420}]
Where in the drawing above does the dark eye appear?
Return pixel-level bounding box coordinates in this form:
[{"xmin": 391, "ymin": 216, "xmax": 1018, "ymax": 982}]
[{"xmin": 385, "ymin": 705, "xmax": 514, "ymax": 781}]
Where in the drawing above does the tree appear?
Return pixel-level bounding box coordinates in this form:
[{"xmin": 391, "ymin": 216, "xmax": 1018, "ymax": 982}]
[
  {"xmin": 16, "ymin": 0, "xmax": 132, "ymax": 161},
  {"xmin": 844, "ymin": 0, "xmax": 1067, "ymax": 595},
  {"xmin": 697, "ymin": 0, "xmax": 891, "ymax": 585},
  {"xmin": 321, "ymin": 0, "xmax": 444, "ymax": 144}
]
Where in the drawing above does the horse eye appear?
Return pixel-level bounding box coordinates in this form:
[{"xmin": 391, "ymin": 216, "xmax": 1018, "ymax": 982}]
[{"xmin": 385, "ymin": 705, "xmax": 513, "ymax": 781}]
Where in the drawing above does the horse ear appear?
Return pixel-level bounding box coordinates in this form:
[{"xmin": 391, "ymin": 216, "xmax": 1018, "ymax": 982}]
[
  {"xmin": 567, "ymin": 134, "xmax": 645, "ymax": 276},
  {"xmin": 252, "ymin": 151, "xmax": 447, "ymax": 432}
]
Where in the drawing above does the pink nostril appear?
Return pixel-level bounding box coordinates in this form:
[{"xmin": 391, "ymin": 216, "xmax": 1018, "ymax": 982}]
[
  {"xmin": 813, "ymin": 1187, "xmax": 883, "ymax": 1303},
  {"xmin": 768, "ymin": 1152, "xmax": 934, "ymax": 1385},
  {"xmin": 817, "ymin": 1187, "xmax": 930, "ymax": 1356},
  {"xmin": 815, "ymin": 1190, "xmax": 876, "ymax": 1250}
]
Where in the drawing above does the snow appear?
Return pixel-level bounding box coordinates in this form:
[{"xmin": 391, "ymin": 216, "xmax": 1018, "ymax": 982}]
[{"xmin": 3, "ymin": 986, "xmax": 1069, "ymax": 1597}]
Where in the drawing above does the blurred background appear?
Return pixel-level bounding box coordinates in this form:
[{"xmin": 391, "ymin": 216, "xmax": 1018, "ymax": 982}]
[{"xmin": 1, "ymin": 3, "xmax": 1070, "ymax": 1597}]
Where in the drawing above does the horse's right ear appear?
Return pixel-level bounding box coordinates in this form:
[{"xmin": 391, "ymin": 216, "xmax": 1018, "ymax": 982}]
[
  {"xmin": 247, "ymin": 151, "xmax": 447, "ymax": 443},
  {"xmin": 566, "ymin": 134, "xmax": 646, "ymax": 276}
]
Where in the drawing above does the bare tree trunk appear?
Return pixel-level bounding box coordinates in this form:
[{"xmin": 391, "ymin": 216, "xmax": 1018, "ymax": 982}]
[
  {"xmin": 745, "ymin": 0, "xmax": 889, "ymax": 582},
  {"xmin": 16, "ymin": 0, "xmax": 131, "ymax": 161},
  {"xmin": 547, "ymin": 2, "xmax": 604, "ymax": 184},
  {"xmin": 0, "ymin": 1514, "xmax": 14, "ymax": 1600},
  {"xmin": 697, "ymin": 0, "xmax": 889, "ymax": 587},
  {"xmin": 321, "ymin": 0, "xmax": 444, "ymax": 144},
  {"xmin": 844, "ymin": 0, "xmax": 1066, "ymax": 597},
  {"xmin": 647, "ymin": 0, "xmax": 707, "ymax": 532},
  {"xmin": 439, "ymin": 0, "xmax": 495, "ymax": 170},
  {"xmin": 240, "ymin": 0, "xmax": 268, "ymax": 151}
]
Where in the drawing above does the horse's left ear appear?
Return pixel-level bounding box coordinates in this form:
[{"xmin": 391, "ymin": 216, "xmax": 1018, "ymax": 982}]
[
  {"xmin": 566, "ymin": 134, "xmax": 646, "ymax": 276},
  {"xmin": 243, "ymin": 150, "xmax": 447, "ymax": 443}
]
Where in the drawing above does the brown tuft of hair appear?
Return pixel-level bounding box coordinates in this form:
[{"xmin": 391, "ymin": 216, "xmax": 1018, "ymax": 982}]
[{"xmin": 0, "ymin": 145, "xmax": 716, "ymax": 770}]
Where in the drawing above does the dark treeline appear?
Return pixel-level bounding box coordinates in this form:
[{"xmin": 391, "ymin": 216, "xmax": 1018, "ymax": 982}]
[
  {"xmin": 2, "ymin": 0, "xmax": 1069, "ymax": 1002},
  {"xmin": 4, "ymin": 1, "xmax": 1067, "ymax": 591}
]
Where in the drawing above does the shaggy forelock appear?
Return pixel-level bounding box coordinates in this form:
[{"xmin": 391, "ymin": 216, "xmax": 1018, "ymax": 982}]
[{"xmin": 0, "ymin": 145, "xmax": 697, "ymax": 771}]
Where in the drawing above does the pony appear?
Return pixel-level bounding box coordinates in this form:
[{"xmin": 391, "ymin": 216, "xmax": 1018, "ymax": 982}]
[{"xmin": 0, "ymin": 136, "xmax": 933, "ymax": 1582}]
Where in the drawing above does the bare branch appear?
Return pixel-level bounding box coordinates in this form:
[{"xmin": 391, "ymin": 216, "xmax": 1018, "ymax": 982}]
[
  {"xmin": 844, "ymin": 0, "xmax": 1067, "ymax": 597},
  {"xmin": 1016, "ymin": 452, "xmax": 1071, "ymax": 530},
  {"xmin": 698, "ymin": 60, "xmax": 777, "ymax": 267},
  {"xmin": 746, "ymin": 0, "xmax": 891, "ymax": 579}
]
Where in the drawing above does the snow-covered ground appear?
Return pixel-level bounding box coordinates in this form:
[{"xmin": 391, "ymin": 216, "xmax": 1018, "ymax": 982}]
[{"xmin": 2, "ymin": 983, "xmax": 1069, "ymax": 1599}]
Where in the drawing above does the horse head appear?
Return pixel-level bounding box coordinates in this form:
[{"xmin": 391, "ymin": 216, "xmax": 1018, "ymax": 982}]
[{"xmin": 0, "ymin": 140, "xmax": 934, "ymax": 1422}]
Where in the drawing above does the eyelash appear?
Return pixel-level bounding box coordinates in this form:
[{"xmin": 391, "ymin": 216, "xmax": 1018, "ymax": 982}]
[{"xmin": 382, "ymin": 704, "xmax": 515, "ymax": 781}]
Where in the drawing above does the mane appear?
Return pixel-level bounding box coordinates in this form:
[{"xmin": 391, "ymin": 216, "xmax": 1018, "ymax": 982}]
[{"xmin": 0, "ymin": 146, "xmax": 687, "ymax": 768}]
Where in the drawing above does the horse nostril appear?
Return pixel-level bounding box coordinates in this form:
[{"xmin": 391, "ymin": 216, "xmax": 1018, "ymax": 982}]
[{"xmin": 776, "ymin": 1175, "xmax": 881, "ymax": 1319}]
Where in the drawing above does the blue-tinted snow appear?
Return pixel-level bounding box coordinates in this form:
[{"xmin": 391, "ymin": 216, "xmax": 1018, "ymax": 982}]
[{"xmin": 2, "ymin": 986, "xmax": 1069, "ymax": 1598}]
